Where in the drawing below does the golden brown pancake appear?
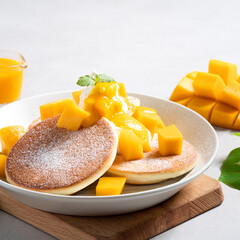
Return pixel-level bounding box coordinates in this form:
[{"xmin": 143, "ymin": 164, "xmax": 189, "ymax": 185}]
[
  {"xmin": 6, "ymin": 116, "xmax": 118, "ymax": 195},
  {"xmin": 107, "ymin": 134, "xmax": 198, "ymax": 184}
]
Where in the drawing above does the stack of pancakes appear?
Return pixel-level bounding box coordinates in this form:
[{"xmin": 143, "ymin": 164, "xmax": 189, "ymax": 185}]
[{"xmin": 6, "ymin": 104, "xmax": 198, "ymax": 195}]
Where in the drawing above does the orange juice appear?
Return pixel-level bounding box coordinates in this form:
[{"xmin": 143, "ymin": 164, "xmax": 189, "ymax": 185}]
[{"xmin": 0, "ymin": 58, "xmax": 25, "ymax": 104}]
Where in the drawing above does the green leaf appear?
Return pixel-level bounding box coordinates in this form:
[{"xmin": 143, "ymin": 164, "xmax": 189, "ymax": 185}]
[
  {"xmin": 231, "ymin": 133, "xmax": 240, "ymax": 137},
  {"xmin": 77, "ymin": 73, "xmax": 115, "ymax": 87},
  {"xmin": 77, "ymin": 75, "xmax": 95, "ymax": 86},
  {"xmin": 219, "ymin": 147, "xmax": 240, "ymax": 189},
  {"xmin": 95, "ymin": 74, "xmax": 115, "ymax": 83}
]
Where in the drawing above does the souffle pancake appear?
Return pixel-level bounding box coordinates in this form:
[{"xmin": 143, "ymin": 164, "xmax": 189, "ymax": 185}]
[
  {"xmin": 107, "ymin": 134, "xmax": 198, "ymax": 184},
  {"xmin": 6, "ymin": 116, "xmax": 118, "ymax": 195}
]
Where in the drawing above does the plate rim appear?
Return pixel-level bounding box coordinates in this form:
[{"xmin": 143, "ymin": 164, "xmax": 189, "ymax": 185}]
[{"xmin": 0, "ymin": 91, "xmax": 219, "ymax": 200}]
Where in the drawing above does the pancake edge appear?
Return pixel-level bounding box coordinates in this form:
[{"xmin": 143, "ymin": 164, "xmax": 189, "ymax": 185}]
[{"xmin": 107, "ymin": 156, "xmax": 198, "ymax": 185}]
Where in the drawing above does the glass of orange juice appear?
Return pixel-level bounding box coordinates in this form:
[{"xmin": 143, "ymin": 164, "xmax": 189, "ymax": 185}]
[{"xmin": 0, "ymin": 50, "xmax": 27, "ymax": 106}]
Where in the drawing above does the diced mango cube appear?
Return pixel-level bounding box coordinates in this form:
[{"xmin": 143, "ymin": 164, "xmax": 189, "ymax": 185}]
[
  {"xmin": 119, "ymin": 129, "xmax": 144, "ymax": 161},
  {"xmin": 232, "ymin": 113, "xmax": 240, "ymax": 130},
  {"xmin": 187, "ymin": 96, "xmax": 216, "ymax": 121},
  {"xmin": 53, "ymin": 99, "xmax": 74, "ymax": 115},
  {"xmin": 96, "ymin": 177, "xmax": 127, "ymax": 196},
  {"xmin": 175, "ymin": 97, "xmax": 192, "ymax": 106},
  {"xmin": 132, "ymin": 106, "xmax": 165, "ymax": 137},
  {"xmin": 208, "ymin": 59, "xmax": 238, "ymax": 85},
  {"xmin": 82, "ymin": 112, "xmax": 100, "ymax": 128},
  {"xmin": 158, "ymin": 125, "xmax": 183, "ymax": 156},
  {"xmin": 219, "ymin": 82, "xmax": 240, "ymax": 110},
  {"xmin": 193, "ymin": 72, "xmax": 225, "ymax": 100},
  {"xmin": 111, "ymin": 113, "xmax": 151, "ymax": 152},
  {"xmin": 0, "ymin": 126, "xmax": 26, "ymax": 155},
  {"xmin": 186, "ymin": 71, "xmax": 198, "ymax": 80},
  {"xmin": 118, "ymin": 83, "xmax": 127, "ymax": 98},
  {"xmin": 40, "ymin": 99, "xmax": 74, "ymax": 121},
  {"xmin": 39, "ymin": 102, "xmax": 54, "ymax": 121},
  {"xmin": 0, "ymin": 154, "xmax": 7, "ymax": 178},
  {"xmin": 170, "ymin": 77, "xmax": 194, "ymax": 101},
  {"xmin": 57, "ymin": 102, "xmax": 90, "ymax": 131},
  {"xmin": 72, "ymin": 90, "xmax": 83, "ymax": 105},
  {"xmin": 210, "ymin": 102, "xmax": 238, "ymax": 129}
]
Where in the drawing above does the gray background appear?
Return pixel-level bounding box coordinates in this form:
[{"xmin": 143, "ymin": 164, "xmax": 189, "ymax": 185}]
[{"xmin": 0, "ymin": 0, "xmax": 240, "ymax": 239}]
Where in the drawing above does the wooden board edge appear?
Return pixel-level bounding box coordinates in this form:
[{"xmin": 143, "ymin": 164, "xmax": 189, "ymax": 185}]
[
  {"xmin": 111, "ymin": 180, "xmax": 224, "ymax": 240},
  {"xmin": 0, "ymin": 175, "xmax": 225, "ymax": 240}
]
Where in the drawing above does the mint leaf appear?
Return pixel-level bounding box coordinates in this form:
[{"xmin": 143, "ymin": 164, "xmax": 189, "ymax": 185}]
[
  {"xmin": 231, "ymin": 133, "xmax": 240, "ymax": 137},
  {"xmin": 219, "ymin": 147, "xmax": 240, "ymax": 189},
  {"xmin": 95, "ymin": 74, "xmax": 115, "ymax": 83},
  {"xmin": 77, "ymin": 73, "xmax": 115, "ymax": 86},
  {"xmin": 77, "ymin": 75, "xmax": 95, "ymax": 86}
]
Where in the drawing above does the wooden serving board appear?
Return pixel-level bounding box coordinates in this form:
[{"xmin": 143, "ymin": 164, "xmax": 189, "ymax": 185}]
[{"xmin": 0, "ymin": 174, "xmax": 223, "ymax": 240}]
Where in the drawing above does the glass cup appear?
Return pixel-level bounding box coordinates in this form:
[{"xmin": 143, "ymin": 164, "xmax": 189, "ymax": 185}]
[{"xmin": 0, "ymin": 50, "xmax": 27, "ymax": 106}]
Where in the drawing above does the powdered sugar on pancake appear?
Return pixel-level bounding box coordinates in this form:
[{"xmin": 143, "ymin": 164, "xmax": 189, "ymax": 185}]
[{"xmin": 6, "ymin": 116, "xmax": 117, "ymax": 190}]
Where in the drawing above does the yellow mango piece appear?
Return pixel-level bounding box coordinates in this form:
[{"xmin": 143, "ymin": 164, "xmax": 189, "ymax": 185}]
[
  {"xmin": 210, "ymin": 102, "xmax": 238, "ymax": 129},
  {"xmin": 219, "ymin": 82, "xmax": 240, "ymax": 110},
  {"xmin": 236, "ymin": 75, "xmax": 240, "ymax": 84},
  {"xmin": 132, "ymin": 106, "xmax": 165, "ymax": 137},
  {"xmin": 232, "ymin": 113, "xmax": 240, "ymax": 130},
  {"xmin": 193, "ymin": 72, "xmax": 225, "ymax": 100},
  {"xmin": 187, "ymin": 96, "xmax": 216, "ymax": 121},
  {"xmin": 40, "ymin": 99, "xmax": 74, "ymax": 121},
  {"xmin": 0, "ymin": 154, "xmax": 7, "ymax": 178},
  {"xmin": 94, "ymin": 97, "xmax": 123, "ymax": 119},
  {"xmin": 170, "ymin": 77, "xmax": 194, "ymax": 101},
  {"xmin": 82, "ymin": 112, "xmax": 100, "ymax": 128},
  {"xmin": 186, "ymin": 71, "xmax": 198, "ymax": 80},
  {"xmin": 53, "ymin": 99, "xmax": 74, "ymax": 115},
  {"xmin": 208, "ymin": 59, "xmax": 238, "ymax": 85},
  {"xmin": 39, "ymin": 102, "xmax": 54, "ymax": 121},
  {"xmin": 175, "ymin": 97, "xmax": 192, "ymax": 106},
  {"xmin": 0, "ymin": 126, "xmax": 26, "ymax": 155},
  {"xmin": 57, "ymin": 102, "xmax": 90, "ymax": 131},
  {"xmin": 111, "ymin": 112, "xmax": 151, "ymax": 152},
  {"xmin": 82, "ymin": 82, "xmax": 134, "ymax": 121},
  {"xmin": 96, "ymin": 177, "xmax": 127, "ymax": 196},
  {"xmin": 119, "ymin": 129, "xmax": 144, "ymax": 161},
  {"xmin": 118, "ymin": 83, "xmax": 127, "ymax": 98},
  {"xmin": 158, "ymin": 125, "xmax": 183, "ymax": 156},
  {"xmin": 72, "ymin": 90, "xmax": 83, "ymax": 105}
]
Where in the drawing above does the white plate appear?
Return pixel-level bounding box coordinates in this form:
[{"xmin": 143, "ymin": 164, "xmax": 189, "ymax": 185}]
[{"xmin": 0, "ymin": 92, "xmax": 218, "ymax": 216}]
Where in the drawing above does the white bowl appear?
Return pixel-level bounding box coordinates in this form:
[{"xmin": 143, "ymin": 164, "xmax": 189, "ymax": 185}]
[{"xmin": 0, "ymin": 92, "xmax": 218, "ymax": 216}]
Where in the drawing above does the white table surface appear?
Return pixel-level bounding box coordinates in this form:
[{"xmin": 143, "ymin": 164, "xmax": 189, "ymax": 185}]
[{"xmin": 1, "ymin": 0, "xmax": 240, "ymax": 239}]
